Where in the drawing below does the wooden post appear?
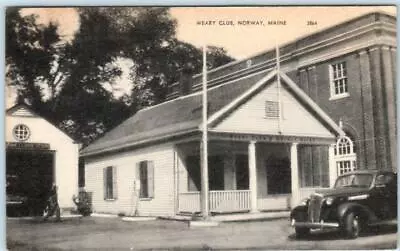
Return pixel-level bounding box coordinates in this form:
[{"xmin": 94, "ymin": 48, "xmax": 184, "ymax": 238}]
[
  {"xmin": 248, "ymin": 140, "xmax": 258, "ymax": 213},
  {"xmin": 290, "ymin": 142, "xmax": 299, "ymax": 208},
  {"xmin": 328, "ymin": 144, "xmax": 337, "ymax": 188}
]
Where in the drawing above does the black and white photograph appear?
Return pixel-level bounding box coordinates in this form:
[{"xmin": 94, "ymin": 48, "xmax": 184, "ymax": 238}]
[{"xmin": 5, "ymin": 5, "xmax": 397, "ymax": 250}]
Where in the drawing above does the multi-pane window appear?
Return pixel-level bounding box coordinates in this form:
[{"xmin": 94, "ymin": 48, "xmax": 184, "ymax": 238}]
[
  {"xmin": 103, "ymin": 166, "xmax": 117, "ymax": 200},
  {"xmin": 13, "ymin": 124, "xmax": 30, "ymax": 141},
  {"xmin": 335, "ymin": 136, "xmax": 357, "ymax": 175},
  {"xmin": 329, "ymin": 62, "xmax": 348, "ymax": 98},
  {"xmin": 136, "ymin": 161, "xmax": 154, "ymax": 198}
]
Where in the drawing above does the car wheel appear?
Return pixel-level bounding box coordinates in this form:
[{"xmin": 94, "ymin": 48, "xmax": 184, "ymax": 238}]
[
  {"xmin": 343, "ymin": 212, "xmax": 361, "ymax": 239},
  {"xmin": 295, "ymin": 227, "xmax": 310, "ymax": 239}
]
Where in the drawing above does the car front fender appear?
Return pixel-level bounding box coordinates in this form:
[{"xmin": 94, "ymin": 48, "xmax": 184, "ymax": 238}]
[
  {"xmin": 337, "ymin": 202, "xmax": 377, "ymax": 225},
  {"xmin": 290, "ymin": 205, "xmax": 308, "ymax": 220}
]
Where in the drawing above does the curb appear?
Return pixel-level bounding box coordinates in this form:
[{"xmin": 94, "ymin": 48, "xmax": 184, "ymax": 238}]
[
  {"xmin": 121, "ymin": 216, "xmax": 157, "ymax": 222},
  {"xmin": 189, "ymin": 220, "xmax": 220, "ymax": 228}
]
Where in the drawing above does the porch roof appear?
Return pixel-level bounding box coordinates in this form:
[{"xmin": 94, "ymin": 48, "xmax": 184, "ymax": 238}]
[{"xmin": 81, "ymin": 70, "xmax": 344, "ymax": 157}]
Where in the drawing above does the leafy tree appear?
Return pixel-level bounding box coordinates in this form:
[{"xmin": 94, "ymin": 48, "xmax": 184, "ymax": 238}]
[
  {"xmin": 6, "ymin": 7, "xmax": 62, "ymax": 113},
  {"xmin": 130, "ymin": 40, "xmax": 234, "ymax": 108},
  {"xmin": 6, "ymin": 7, "xmax": 235, "ymax": 145},
  {"xmin": 53, "ymin": 8, "xmax": 130, "ymax": 144},
  {"xmin": 6, "ymin": 8, "xmax": 131, "ymax": 145}
]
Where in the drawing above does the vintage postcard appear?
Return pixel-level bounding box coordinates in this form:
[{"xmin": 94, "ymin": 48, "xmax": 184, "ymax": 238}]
[{"xmin": 5, "ymin": 5, "xmax": 397, "ymax": 250}]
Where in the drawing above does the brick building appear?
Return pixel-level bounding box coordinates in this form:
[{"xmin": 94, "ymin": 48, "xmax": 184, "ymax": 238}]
[{"xmin": 167, "ymin": 12, "xmax": 397, "ymax": 175}]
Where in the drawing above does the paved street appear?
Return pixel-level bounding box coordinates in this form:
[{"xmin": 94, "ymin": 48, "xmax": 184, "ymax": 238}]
[{"xmin": 6, "ymin": 216, "xmax": 398, "ymax": 250}]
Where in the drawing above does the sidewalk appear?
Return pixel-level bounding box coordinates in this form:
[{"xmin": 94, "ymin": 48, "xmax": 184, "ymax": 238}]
[
  {"xmin": 211, "ymin": 211, "xmax": 290, "ymax": 222},
  {"xmin": 160, "ymin": 210, "xmax": 290, "ymax": 226}
]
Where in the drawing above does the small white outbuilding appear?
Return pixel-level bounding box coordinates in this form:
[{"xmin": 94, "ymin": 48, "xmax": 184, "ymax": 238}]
[{"xmin": 6, "ymin": 104, "xmax": 79, "ymax": 214}]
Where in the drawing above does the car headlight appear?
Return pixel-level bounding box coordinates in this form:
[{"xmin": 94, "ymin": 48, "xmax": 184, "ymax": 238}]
[
  {"xmin": 325, "ymin": 197, "xmax": 334, "ymax": 206},
  {"xmin": 299, "ymin": 198, "xmax": 309, "ymax": 206}
]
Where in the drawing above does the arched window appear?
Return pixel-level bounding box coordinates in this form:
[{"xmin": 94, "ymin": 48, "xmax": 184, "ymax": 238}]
[{"xmin": 334, "ymin": 136, "xmax": 357, "ymax": 175}]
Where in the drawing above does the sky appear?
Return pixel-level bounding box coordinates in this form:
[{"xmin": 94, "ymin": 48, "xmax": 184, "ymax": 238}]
[
  {"xmin": 22, "ymin": 6, "xmax": 396, "ymax": 59},
  {"xmin": 170, "ymin": 6, "xmax": 396, "ymax": 59},
  {"xmin": 7, "ymin": 6, "xmax": 397, "ymax": 107}
]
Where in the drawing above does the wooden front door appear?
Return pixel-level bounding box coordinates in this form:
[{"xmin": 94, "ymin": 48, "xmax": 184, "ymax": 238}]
[{"xmin": 266, "ymin": 156, "xmax": 291, "ymax": 195}]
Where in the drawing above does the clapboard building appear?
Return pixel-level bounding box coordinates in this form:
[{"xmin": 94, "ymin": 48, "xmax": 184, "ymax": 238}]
[
  {"xmin": 81, "ymin": 12, "xmax": 396, "ymax": 217},
  {"xmin": 168, "ymin": 11, "xmax": 397, "ymax": 175},
  {"xmin": 6, "ymin": 104, "xmax": 79, "ymax": 216}
]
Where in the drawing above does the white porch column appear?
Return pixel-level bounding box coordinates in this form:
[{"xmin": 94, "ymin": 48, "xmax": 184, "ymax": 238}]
[
  {"xmin": 290, "ymin": 142, "xmax": 300, "ymax": 208},
  {"xmin": 248, "ymin": 140, "xmax": 258, "ymax": 213},
  {"xmin": 328, "ymin": 144, "xmax": 337, "ymax": 188}
]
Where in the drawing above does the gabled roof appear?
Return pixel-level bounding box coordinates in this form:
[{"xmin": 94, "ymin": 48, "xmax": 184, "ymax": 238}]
[
  {"xmin": 81, "ymin": 70, "xmax": 344, "ymax": 157},
  {"xmin": 6, "ymin": 103, "xmax": 39, "ymax": 117},
  {"xmin": 208, "ymin": 71, "xmax": 345, "ymax": 137},
  {"xmin": 6, "ymin": 103, "xmax": 78, "ymax": 143}
]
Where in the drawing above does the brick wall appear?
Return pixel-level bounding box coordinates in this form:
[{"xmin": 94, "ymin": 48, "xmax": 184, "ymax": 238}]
[{"xmin": 293, "ymin": 47, "xmax": 396, "ymax": 171}]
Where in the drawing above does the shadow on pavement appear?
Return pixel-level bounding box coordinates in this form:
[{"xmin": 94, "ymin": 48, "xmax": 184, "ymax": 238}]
[
  {"xmin": 287, "ymin": 224, "xmax": 397, "ymax": 241},
  {"xmin": 8, "ymin": 216, "xmax": 86, "ymax": 225}
]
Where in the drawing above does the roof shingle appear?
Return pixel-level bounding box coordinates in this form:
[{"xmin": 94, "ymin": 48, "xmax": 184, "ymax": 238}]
[{"xmin": 80, "ymin": 69, "xmax": 270, "ymax": 156}]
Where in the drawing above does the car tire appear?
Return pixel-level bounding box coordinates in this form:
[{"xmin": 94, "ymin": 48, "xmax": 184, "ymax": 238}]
[
  {"xmin": 295, "ymin": 227, "xmax": 310, "ymax": 239},
  {"xmin": 343, "ymin": 212, "xmax": 361, "ymax": 239}
]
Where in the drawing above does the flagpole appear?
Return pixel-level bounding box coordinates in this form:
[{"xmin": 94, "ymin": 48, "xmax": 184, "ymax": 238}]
[
  {"xmin": 201, "ymin": 45, "xmax": 209, "ymax": 219},
  {"xmin": 276, "ymin": 42, "xmax": 282, "ymax": 134}
]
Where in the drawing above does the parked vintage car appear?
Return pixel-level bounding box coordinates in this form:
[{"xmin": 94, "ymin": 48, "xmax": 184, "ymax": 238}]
[
  {"xmin": 290, "ymin": 169, "xmax": 397, "ymax": 239},
  {"xmin": 6, "ymin": 175, "xmax": 29, "ymax": 217}
]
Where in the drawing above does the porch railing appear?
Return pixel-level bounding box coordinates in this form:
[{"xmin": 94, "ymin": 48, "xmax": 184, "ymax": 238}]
[
  {"xmin": 178, "ymin": 192, "xmax": 200, "ymax": 213},
  {"xmin": 178, "ymin": 190, "xmax": 251, "ymax": 213},
  {"xmin": 210, "ymin": 190, "xmax": 251, "ymax": 212}
]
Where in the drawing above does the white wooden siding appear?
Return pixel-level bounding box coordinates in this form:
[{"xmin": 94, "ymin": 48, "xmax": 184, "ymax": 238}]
[
  {"xmin": 85, "ymin": 143, "xmax": 175, "ymax": 217},
  {"xmin": 214, "ymin": 81, "xmax": 334, "ymax": 138}
]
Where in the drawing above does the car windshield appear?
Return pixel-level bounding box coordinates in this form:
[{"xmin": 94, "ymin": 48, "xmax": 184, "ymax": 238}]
[{"xmin": 335, "ymin": 173, "xmax": 374, "ymax": 188}]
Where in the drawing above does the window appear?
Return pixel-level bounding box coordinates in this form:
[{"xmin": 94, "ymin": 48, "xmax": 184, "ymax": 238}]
[
  {"xmin": 186, "ymin": 155, "xmax": 225, "ymax": 191},
  {"xmin": 236, "ymin": 154, "xmax": 249, "ymax": 190},
  {"xmin": 13, "ymin": 124, "xmax": 30, "ymax": 141},
  {"xmin": 375, "ymin": 174, "xmax": 394, "ymax": 186},
  {"xmin": 335, "ymin": 173, "xmax": 373, "ymax": 188},
  {"xmin": 329, "ymin": 62, "xmax": 349, "ymax": 99},
  {"xmin": 186, "ymin": 156, "xmax": 200, "ymax": 191},
  {"xmin": 265, "ymin": 100, "xmax": 280, "ymax": 118},
  {"xmin": 335, "ymin": 136, "xmax": 357, "ymax": 175},
  {"xmin": 136, "ymin": 161, "xmax": 154, "ymax": 199},
  {"xmin": 103, "ymin": 166, "xmax": 117, "ymax": 200}
]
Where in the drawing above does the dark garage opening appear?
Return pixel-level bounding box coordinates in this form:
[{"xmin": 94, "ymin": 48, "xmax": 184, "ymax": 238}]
[{"xmin": 6, "ymin": 149, "xmax": 54, "ymax": 216}]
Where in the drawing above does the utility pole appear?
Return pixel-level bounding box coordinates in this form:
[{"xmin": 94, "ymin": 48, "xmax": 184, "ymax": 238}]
[
  {"xmin": 276, "ymin": 43, "xmax": 282, "ymax": 134},
  {"xmin": 200, "ymin": 45, "xmax": 209, "ymax": 219}
]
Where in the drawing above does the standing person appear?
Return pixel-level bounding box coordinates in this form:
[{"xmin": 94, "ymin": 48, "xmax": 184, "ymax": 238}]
[{"xmin": 43, "ymin": 183, "xmax": 61, "ymax": 221}]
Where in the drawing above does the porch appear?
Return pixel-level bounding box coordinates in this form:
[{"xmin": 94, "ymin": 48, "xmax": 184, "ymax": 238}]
[
  {"xmin": 175, "ymin": 134, "xmax": 337, "ymax": 214},
  {"xmin": 178, "ymin": 190, "xmax": 290, "ymax": 213}
]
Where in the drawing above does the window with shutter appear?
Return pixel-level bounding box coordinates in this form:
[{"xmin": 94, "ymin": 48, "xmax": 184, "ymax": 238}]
[
  {"xmin": 140, "ymin": 161, "xmax": 148, "ymax": 198},
  {"xmin": 103, "ymin": 166, "xmax": 116, "ymax": 200},
  {"xmin": 137, "ymin": 161, "xmax": 155, "ymax": 199},
  {"xmin": 147, "ymin": 161, "xmax": 154, "ymax": 198},
  {"xmin": 113, "ymin": 166, "xmax": 118, "ymax": 199}
]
